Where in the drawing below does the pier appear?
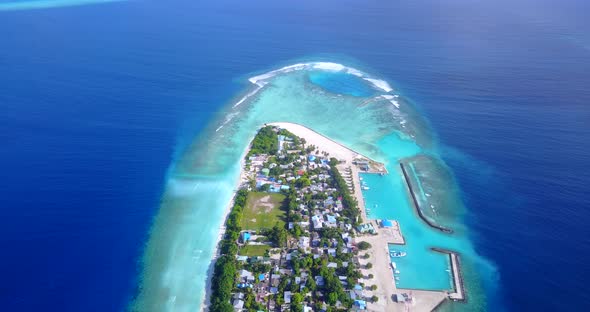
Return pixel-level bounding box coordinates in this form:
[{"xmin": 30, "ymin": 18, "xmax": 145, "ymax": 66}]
[
  {"xmin": 432, "ymin": 248, "xmax": 467, "ymax": 302},
  {"xmin": 399, "ymin": 162, "xmax": 453, "ymax": 234}
]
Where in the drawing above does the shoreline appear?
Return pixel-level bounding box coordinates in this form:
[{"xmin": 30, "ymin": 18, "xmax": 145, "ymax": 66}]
[
  {"xmin": 203, "ymin": 122, "xmax": 457, "ymax": 311},
  {"xmin": 200, "ymin": 137, "xmax": 254, "ymax": 311}
]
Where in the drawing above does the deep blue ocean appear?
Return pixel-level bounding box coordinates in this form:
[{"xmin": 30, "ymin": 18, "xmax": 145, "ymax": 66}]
[{"xmin": 1, "ymin": 0, "xmax": 589, "ymax": 311}]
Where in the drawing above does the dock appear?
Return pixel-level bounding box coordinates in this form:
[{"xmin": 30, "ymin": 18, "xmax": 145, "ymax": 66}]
[{"xmin": 432, "ymin": 248, "xmax": 467, "ymax": 302}]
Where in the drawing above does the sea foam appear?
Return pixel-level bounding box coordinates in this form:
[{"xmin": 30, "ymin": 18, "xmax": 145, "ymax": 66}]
[
  {"xmin": 134, "ymin": 61, "xmax": 492, "ymax": 312},
  {"xmin": 246, "ymin": 62, "xmax": 394, "ymax": 94}
]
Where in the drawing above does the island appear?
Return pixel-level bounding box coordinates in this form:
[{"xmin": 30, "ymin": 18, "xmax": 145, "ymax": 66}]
[{"xmin": 205, "ymin": 123, "xmax": 465, "ymax": 312}]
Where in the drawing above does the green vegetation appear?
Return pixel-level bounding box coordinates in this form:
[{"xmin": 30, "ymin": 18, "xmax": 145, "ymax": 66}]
[
  {"xmin": 211, "ymin": 128, "xmax": 370, "ymax": 311},
  {"xmin": 357, "ymin": 241, "xmax": 371, "ymax": 250},
  {"xmin": 248, "ymin": 125, "xmax": 279, "ymax": 156},
  {"xmin": 242, "ymin": 192, "xmax": 286, "ymax": 230},
  {"xmin": 329, "ymin": 158, "xmax": 361, "ymax": 225},
  {"xmin": 319, "ymin": 266, "xmax": 352, "ymax": 307},
  {"xmin": 210, "ymin": 189, "xmax": 248, "ymax": 312},
  {"xmin": 239, "ymin": 244, "xmax": 270, "ymax": 257},
  {"xmin": 268, "ymin": 224, "xmax": 288, "ymax": 247},
  {"xmin": 246, "ymin": 125, "xmax": 301, "ymax": 158}
]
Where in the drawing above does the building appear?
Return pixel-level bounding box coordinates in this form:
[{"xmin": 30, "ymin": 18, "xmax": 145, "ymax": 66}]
[
  {"xmin": 353, "ymin": 299, "xmax": 367, "ymax": 310},
  {"xmin": 356, "ymin": 223, "xmax": 375, "ymax": 234},
  {"xmin": 312, "ymin": 215, "xmax": 323, "ymax": 229},
  {"xmin": 241, "ymin": 232, "xmax": 251, "ymax": 243},
  {"xmin": 233, "ymin": 299, "xmax": 244, "ymax": 310}
]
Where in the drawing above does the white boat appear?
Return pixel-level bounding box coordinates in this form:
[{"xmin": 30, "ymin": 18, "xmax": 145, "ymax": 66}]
[
  {"xmin": 391, "ymin": 262, "xmax": 397, "ymax": 270},
  {"xmin": 362, "ymin": 186, "xmax": 370, "ymax": 190},
  {"xmin": 390, "ymin": 251, "xmax": 407, "ymax": 258},
  {"xmin": 395, "ymin": 270, "xmax": 400, "ymax": 274}
]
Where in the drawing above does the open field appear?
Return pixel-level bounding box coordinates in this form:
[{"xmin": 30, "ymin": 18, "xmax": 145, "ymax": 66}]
[
  {"xmin": 242, "ymin": 192, "xmax": 286, "ymax": 230},
  {"xmin": 239, "ymin": 244, "xmax": 271, "ymax": 257}
]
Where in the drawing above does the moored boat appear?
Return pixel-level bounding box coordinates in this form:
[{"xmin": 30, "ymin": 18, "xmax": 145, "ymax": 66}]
[{"xmin": 390, "ymin": 250, "xmax": 407, "ymax": 258}]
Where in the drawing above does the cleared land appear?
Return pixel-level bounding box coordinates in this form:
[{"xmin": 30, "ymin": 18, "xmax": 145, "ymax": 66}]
[
  {"xmin": 242, "ymin": 192, "xmax": 286, "ymax": 230},
  {"xmin": 239, "ymin": 244, "xmax": 270, "ymax": 257}
]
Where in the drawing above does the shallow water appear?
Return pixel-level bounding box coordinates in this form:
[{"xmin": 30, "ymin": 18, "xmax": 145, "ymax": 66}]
[{"xmin": 133, "ymin": 63, "xmax": 495, "ymax": 311}]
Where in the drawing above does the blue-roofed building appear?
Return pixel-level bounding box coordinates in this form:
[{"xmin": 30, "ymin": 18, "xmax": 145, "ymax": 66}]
[
  {"xmin": 259, "ymin": 274, "xmax": 265, "ymax": 281},
  {"xmin": 327, "ymin": 215, "xmax": 337, "ymax": 224},
  {"xmin": 242, "ymin": 232, "xmax": 251, "ymax": 242},
  {"xmin": 308, "ymin": 155, "xmax": 316, "ymax": 162},
  {"xmin": 354, "ymin": 299, "xmax": 367, "ymax": 310},
  {"xmin": 382, "ymin": 219, "xmax": 393, "ymax": 228}
]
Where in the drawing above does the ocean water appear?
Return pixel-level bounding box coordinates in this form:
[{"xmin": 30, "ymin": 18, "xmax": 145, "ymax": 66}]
[
  {"xmin": 0, "ymin": 0, "xmax": 123, "ymax": 11},
  {"xmin": 1, "ymin": 0, "xmax": 589, "ymax": 311}
]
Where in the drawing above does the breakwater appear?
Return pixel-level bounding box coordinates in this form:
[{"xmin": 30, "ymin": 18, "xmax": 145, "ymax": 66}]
[
  {"xmin": 432, "ymin": 248, "xmax": 467, "ymax": 302},
  {"xmin": 399, "ymin": 162, "xmax": 453, "ymax": 234}
]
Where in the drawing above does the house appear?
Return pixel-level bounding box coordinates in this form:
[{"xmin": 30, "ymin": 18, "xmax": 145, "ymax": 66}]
[
  {"xmin": 284, "ymin": 291, "xmax": 292, "ymax": 304},
  {"xmin": 356, "ymin": 223, "xmax": 375, "ymax": 234},
  {"xmin": 314, "ymin": 276, "xmax": 325, "ymax": 287},
  {"xmin": 233, "ymin": 299, "xmax": 244, "ymax": 310},
  {"xmin": 311, "ymin": 215, "xmax": 323, "ymax": 229},
  {"xmin": 324, "ymin": 197, "xmax": 334, "ymax": 207},
  {"xmin": 327, "ymin": 262, "xmax": 338, "ymax": 269},
  {"xmin": 299, "ymin": 236, "xmax": 310, "ymax": 249},
  {"xmin": 241, "ymin": 232, "xmax": 251, "ymax": 243},
  {"xmin": 240, "ymin": 270, "xmax": 255, "ymax": 283},
  {"xmin": 350, "ymin": 284, "xmax": 364, "ymax": 300},
  {"xmin": 353, "ymin": 300, "xmax": 367, "ymax": 310}
]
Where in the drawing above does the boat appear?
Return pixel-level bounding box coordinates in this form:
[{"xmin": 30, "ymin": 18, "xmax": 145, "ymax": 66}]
[
  {"xmin": 362, "ymin": 186, "xmax": 370, "ymax": 190},
  {"xmin": 391, "ymin": 262, "xmax": 397, "ymax": 270},
  {"xmin": 395, "ymin": 270, "xmax": 400, "ymax": 274},
  {"xmin": 390, "ymin": 251, "xmax": 407, "ymax": 258}
]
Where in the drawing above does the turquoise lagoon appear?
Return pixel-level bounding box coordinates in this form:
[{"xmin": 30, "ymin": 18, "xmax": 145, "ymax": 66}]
[
  {"xmin": 133, "ymin": 62, "xmax": 493, "ymax": 311},
  {"xmin": 362, "ymin": 168, "xmax": 454, "ymax": 291}
]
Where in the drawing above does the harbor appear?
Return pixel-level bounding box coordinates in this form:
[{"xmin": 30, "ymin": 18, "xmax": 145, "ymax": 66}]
[
  {"xmin": 358, "ymin": 160, "xmax": 468, "ymax": 310},
  {"xmin": 261, "ymin": 122, "xmax": 467, "ymax": 311}
]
